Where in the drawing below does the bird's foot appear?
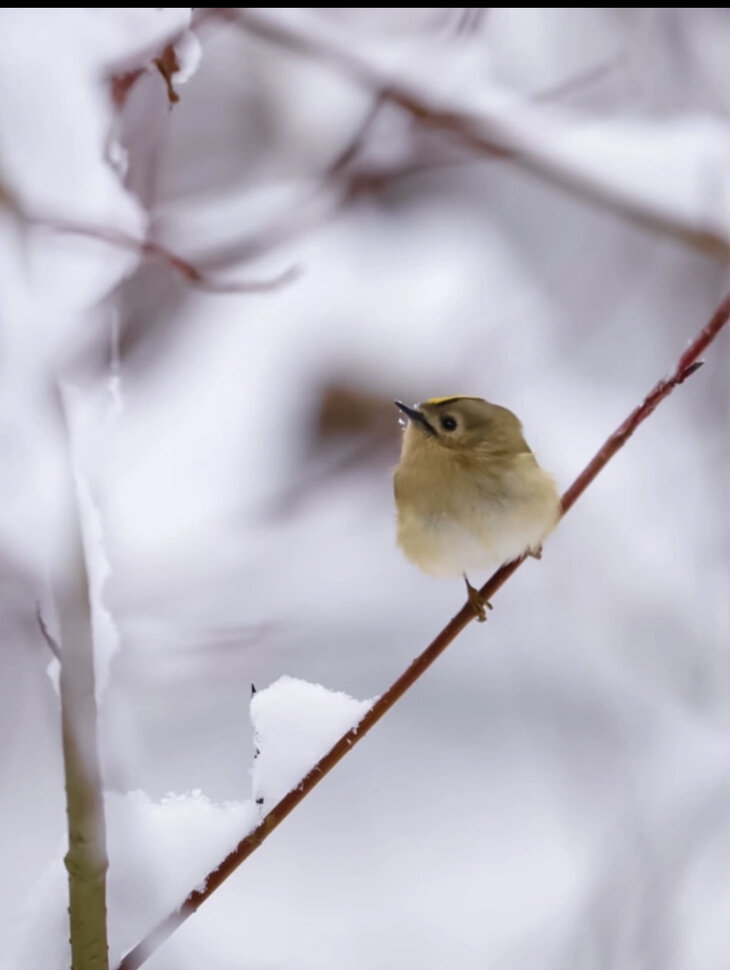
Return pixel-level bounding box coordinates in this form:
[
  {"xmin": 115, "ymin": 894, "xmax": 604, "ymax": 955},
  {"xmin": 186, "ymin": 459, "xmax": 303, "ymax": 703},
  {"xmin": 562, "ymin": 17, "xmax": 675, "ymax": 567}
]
[
  {"xmin": 528, "ymin": 545, "xmax": 543, "ymax": 560},
  {"xmin": 464, "ymin": 575, "xmax": 492, "ymax": 623}
]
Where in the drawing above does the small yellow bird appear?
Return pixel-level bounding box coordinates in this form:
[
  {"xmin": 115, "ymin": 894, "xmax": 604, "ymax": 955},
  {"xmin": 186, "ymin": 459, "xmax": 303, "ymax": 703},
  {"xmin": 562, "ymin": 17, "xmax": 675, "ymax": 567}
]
[{"xmin": 393, "ymin": 396, "xmax": 561, "ymax": 620}]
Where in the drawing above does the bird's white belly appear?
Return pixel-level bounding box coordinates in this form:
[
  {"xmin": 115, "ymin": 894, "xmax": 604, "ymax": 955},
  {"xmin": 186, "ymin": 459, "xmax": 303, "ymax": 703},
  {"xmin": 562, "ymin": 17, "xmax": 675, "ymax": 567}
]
[{"xmin": 397, "ymin": 502, "xmax": 553, "ymax": 577}]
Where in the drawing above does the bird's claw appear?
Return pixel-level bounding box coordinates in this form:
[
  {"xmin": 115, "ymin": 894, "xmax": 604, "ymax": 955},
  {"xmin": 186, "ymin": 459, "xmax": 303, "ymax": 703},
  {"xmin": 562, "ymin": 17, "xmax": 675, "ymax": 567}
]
[{"xmin": 464, "ymin": 576, "xmax": 492, "ymax": 623}]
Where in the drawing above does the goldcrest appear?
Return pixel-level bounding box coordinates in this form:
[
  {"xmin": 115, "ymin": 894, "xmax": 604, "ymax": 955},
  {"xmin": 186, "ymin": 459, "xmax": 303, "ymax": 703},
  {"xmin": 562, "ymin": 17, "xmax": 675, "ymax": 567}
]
[{"xmin": 393, "ymin": 396, "xmax": 560, "ymax": 620}]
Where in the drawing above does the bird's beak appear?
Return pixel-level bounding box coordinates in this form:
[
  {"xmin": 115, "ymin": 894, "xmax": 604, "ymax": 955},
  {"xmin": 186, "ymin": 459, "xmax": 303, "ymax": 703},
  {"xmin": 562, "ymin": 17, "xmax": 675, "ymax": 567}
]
[{"xmin": 394, "ymin": 401, "xmax": 436, "ymax": 435}]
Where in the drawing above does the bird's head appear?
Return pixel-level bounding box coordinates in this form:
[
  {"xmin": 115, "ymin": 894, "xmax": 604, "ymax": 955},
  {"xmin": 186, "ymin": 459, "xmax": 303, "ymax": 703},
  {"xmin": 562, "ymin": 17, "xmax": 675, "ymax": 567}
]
[{"xmin": 395, "ymin": 396, "xmax": 530, "ymax": 460}]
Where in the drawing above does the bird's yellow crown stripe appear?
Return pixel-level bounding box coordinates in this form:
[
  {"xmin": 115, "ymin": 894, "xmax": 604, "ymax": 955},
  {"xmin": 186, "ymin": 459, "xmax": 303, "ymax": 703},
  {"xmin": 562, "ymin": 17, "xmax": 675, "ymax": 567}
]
[{"xmin": 425, "ymin": 395, "xmax": 480, "ymax": 407}]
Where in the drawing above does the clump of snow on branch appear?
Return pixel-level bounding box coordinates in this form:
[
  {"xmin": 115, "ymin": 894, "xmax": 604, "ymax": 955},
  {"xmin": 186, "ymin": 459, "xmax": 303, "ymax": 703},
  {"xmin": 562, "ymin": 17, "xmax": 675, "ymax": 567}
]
[
  {"xmin": 9, "ymin": 675, "xmax": 374, "ymax": 969},
  {"xmin": 6, "ymin": 789, "xmax": 256, "ymax": 970},
  {"xmin": 251, "ymin": 676, "xmax": 373, "ymax": 806},
  {"xmin": 106, "ymin": 790, "xmax": 255, "ymax": 963}
]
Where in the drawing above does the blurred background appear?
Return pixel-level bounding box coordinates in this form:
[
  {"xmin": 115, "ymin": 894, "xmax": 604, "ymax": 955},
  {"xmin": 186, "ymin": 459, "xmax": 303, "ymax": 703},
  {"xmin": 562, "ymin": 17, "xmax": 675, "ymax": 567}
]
[{"xmin": 1, "ymin": 8, "xmax": 729, "ymax": 970}]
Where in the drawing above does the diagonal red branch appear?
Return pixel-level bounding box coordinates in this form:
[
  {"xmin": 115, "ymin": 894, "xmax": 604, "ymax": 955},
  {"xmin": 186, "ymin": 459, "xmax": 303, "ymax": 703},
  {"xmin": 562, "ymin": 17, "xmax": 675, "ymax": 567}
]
[{"xmin": 117, "ymin": 292, "xmax": 729, "ymax": 970}]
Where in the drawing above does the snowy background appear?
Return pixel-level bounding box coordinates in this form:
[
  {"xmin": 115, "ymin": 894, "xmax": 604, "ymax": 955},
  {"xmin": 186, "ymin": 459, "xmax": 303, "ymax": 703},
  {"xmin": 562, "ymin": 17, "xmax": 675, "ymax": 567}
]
[{"xmin": 1, "ymin": 8, "xmax": 729, "ymax": 970}]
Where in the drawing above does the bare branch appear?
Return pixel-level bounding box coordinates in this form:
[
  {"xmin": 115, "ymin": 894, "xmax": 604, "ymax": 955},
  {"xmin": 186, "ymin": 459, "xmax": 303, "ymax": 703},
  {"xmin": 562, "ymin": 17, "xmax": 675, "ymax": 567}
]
[{"xmin": 117, "ymin": 292, "xmax": 730, "ymax": 970}]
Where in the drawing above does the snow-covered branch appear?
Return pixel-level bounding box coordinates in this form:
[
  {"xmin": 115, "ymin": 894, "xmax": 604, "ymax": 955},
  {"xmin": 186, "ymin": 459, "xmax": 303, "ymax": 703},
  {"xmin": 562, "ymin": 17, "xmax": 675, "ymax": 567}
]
[{"xmin": 222, "ymin": 8, "xmax": 730, "ymax": 256}]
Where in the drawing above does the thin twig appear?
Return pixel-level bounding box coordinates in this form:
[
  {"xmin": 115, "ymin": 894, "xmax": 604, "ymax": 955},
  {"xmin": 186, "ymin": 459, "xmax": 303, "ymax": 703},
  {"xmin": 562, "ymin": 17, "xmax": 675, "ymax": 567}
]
[
  {"xmin": 36, "ymin": 602, "xmax": 61, "ymax": 661},
  {"xmin": 117, "ymin": 292, "xmax": 730, "ymax": 970}
]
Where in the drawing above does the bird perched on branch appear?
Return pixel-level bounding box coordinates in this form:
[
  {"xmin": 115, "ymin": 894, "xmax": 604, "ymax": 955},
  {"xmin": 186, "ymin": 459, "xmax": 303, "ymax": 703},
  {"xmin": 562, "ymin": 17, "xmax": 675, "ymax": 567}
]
[{"xmin": 393, "ymin": 396, "xmax": 560, "ymax": 620}]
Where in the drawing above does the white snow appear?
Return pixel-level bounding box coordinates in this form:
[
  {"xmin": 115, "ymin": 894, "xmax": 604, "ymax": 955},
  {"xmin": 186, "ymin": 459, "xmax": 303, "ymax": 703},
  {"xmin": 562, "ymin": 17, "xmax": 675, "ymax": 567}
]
[
  {"xmin": 6, "ymin": 790, "xmax": 256, "ymax": 970},
  {"xmin": 173, "ymin": 29, "xmax": 203, "ymax": 86},
  {"xmin": 251, "ymin": 676, "xmax": 373, "ymax": 807},
  {"xmin": 8, "ymin": 677, "xmax": 373, "ymax": 970}
]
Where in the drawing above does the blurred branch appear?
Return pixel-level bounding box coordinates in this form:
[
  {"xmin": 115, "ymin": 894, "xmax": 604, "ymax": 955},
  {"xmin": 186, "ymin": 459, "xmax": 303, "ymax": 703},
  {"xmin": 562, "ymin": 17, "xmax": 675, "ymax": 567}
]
[
  {"xmin": 117, "ymin": 292, "xmax": 730, "ymax": 970},
  {"xmin": 452, "ymin": 8, "xmax": 488, "ymax": 38},
  {"xmin": 36, "ymin": 602, "xmax": 61, "ymax": 661},
  {"xmin": 108, "ymin": 7, "xmax": 726, "ymax": 281},
  {"xmin": 188, "ymin": 181, "xmax": 344, "ymax": 274},
  {"xmin": 223, "ymin": 7, "xmax": 503, "ymax": 156},
  {"xmin": 564, "ymin": 778, "xmax": 730, "ymax": 968},
  {"xmin": 153, "ymin": 44, "xmax": 181, "ymax": 106},
  {"xmin": 185, "ymin": 101, "xmax": 463, "ymax": 274},
  {"xmin": 324, "ymin": 95, "xmax": 386, "ymax": 178},
  {"xmin": 222, "ymin": 8, "xmax": 728, "ymax": 257},
  {"xmin": 22, "ymin": 212, "xmax": 299, "ymax": 294},
  {"xmin": 532, "ymin": 54, "xmax": 625, "ymax": 104}
]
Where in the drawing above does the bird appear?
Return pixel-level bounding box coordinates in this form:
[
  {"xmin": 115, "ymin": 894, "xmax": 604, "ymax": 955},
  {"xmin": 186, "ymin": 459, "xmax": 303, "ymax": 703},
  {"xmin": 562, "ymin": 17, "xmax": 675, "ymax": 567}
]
[{"xmin": 393, "ymin": 396, "xmax": 560, "ymax": 620}]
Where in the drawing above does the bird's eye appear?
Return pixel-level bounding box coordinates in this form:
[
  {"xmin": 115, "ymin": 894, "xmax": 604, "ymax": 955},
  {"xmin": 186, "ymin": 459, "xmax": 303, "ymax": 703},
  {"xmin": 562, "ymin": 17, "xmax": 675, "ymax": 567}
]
[{"xmin": 441, "ymin": 416, "xmax": 457, "ymax": 432}]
